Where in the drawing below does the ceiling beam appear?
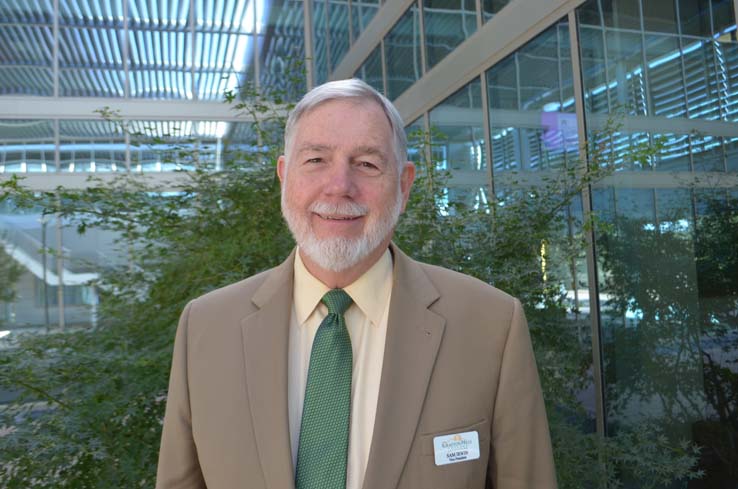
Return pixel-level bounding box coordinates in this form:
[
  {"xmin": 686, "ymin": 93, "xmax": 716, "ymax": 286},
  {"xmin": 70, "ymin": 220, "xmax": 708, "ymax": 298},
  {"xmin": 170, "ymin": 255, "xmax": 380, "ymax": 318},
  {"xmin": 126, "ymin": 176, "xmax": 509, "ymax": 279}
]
[{"xmin": 0, "ymin": 96, "xmax": 287, "ymax": 122}]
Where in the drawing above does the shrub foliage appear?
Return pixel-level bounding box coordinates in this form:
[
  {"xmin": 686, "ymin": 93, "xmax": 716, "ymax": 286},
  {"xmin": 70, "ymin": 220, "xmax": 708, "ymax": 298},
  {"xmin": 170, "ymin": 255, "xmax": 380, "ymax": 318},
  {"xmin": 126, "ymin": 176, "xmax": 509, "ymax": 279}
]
[{"xmin": 0, "ymin": 94, "xmax": 702, "ymax": 488}]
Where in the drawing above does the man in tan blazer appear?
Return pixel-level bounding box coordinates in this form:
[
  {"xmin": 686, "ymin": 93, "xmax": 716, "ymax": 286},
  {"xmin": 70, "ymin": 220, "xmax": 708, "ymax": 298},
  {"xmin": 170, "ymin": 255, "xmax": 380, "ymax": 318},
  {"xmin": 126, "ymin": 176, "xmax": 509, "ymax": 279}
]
[{"xmin": 157, "ymin": 79, "xmax": 557, "ymax": 489}]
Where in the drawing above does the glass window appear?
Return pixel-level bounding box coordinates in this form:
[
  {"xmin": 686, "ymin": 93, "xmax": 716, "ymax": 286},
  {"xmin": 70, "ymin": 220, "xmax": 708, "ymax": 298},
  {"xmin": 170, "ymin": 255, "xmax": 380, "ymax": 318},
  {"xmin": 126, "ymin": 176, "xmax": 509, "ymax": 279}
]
[
  {"xmin": 127, "ymin": 1, "xmax": 197, "ymax": 100},
  {"xmin": 59, "ymin": 120, "xmax": 127, "ymax": 173},
  {"xmin": 350, "ymin": 0, "xmax": 380, "ymax": 41},
  {"xmin": 486, "ymin": 19, "xmax": 577, "ymax": 174},
  {"xmin": 259, "ymin": 0, "xmax": 306, "ymax": 102},
  {"xmin": 328, "ymin": 0, "xmax": 350, "ymax": 71},
  {"xmin": 481, "ymin": 0, "xmax": 510, "ymax": 23},
  {"xmin": 644, "ymin": 34, "xmax": 686, "ymax": 118},
  {"xmin": 312, "ymin": 0, "xmax": 329, "ymax": 85},
  {"xmin": 384, "ymin": 3, "xmax": 422, "ymax": 100},
  {"xmin": 579, "ymin": 1, "xmax": 738, "ymax": 485},
  {"xmin": 423, "ymin": 0, "xmax": 477, "ymax": 70},
  {"xmin": 405, "ymin": 116, "xmax": 425, "ymax": 164},
  {"xmin": 642, "ymin": 0, "xmax": 678, "ymax": 33},
  {"xmin": 429, "ymin": 78, "xmax": 488, "ymax": 204},
  {"xmin": 58, "ymin": 0, "xmax": 127, "ymax": 99},
  {"xmin": 59, "ymin": 27, "xmax": 125, "ymax": 97},
  {"xmin": 354, "ymin": 45, "xmax": 384, "ymax": 94},
  {"xmin": 0, "ymin": 5, "xmax": 54, "ymax": 96},
  {"xmin": 430, "ymin": 78, "xmax": 485, "ymax": 171},
  {"xmin": 678, "ymin": 0, "xmax": 734, "ymax": 37},
  {"xmin": 0, "ymin": 120, "xmax": 55, "ymax": 173}
]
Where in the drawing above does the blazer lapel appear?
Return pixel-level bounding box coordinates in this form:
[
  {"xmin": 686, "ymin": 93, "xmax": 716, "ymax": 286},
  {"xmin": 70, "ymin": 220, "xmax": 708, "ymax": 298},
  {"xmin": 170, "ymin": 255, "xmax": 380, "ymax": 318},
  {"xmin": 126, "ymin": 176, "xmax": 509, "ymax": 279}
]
[
  {"xmin": 361, "ymin": 244, "xmax": 446, "ymax": 489},
  {"xmin": 241, "ymin": 250, "xmax": 296, "ymax": 489}
]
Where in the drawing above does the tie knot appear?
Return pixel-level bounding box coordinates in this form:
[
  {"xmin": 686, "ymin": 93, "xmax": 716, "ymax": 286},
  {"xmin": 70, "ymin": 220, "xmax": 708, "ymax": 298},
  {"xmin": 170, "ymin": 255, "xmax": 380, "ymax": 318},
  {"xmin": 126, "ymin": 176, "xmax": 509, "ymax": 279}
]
[{"xmin": 322, "ymin": 289, "xmax": 353, "ymax": 315}]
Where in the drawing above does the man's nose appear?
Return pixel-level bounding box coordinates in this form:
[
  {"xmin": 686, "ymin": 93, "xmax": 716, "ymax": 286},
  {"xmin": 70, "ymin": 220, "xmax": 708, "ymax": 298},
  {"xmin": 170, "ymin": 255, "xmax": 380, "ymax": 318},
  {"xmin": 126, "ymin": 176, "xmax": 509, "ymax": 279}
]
[{"xmin": 322, "ymin": 161, "xmax": 355, "ymax": 196}]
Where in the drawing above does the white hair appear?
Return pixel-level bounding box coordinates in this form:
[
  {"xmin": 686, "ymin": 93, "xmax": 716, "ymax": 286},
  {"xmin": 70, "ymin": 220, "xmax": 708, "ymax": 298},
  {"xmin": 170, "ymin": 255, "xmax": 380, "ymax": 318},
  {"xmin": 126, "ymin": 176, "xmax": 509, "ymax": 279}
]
[{"xmin": 283, "ymin": 79, "xmax": 407, "ymax": 170}]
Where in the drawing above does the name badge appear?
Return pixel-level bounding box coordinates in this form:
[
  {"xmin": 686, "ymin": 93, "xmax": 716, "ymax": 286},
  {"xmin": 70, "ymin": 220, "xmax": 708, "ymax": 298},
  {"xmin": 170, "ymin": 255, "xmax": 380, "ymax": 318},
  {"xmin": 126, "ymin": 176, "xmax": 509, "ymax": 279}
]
[{"xmin": 433, "ymin": 430, "xmax": 480, "ymax": 466}]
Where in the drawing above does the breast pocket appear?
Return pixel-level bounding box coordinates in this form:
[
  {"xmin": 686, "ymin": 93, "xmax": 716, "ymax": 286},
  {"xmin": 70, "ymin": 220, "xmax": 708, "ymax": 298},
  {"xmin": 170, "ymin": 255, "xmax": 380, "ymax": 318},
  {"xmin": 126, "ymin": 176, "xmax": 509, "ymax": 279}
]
[{"xmin": 419, "ymin": 419, "xmax": 490, "ymax": 489}]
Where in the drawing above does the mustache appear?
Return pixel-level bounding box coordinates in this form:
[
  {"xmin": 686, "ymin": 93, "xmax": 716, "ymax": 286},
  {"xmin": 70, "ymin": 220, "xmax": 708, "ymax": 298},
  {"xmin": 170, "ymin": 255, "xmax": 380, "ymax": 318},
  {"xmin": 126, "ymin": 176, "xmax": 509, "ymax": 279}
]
[{"xmin": 309, "ymin": 201, "xmax": 368, "ymax": 217}]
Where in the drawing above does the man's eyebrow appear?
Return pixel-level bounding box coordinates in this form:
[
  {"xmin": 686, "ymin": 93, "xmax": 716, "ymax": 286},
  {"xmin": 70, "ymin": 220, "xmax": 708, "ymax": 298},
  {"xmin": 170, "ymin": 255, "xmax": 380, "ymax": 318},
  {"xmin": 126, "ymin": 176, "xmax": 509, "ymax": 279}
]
[
  {"xmin": 296, "ymin": 143, "xmax": 334, "ymax": 153},
  {"xmin": 353, "ymin": 145, "xmax": 387, "ymax": 157}
]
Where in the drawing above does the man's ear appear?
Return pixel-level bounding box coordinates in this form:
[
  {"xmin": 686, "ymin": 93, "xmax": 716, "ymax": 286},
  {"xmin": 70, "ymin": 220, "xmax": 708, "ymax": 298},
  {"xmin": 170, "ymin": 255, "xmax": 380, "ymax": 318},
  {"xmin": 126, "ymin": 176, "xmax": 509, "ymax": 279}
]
[
  {"xmin": 400, "ymin": 161, "xmax": 416, "ymax": 211},
  {"xmin": 277, "ymin": 155, "xmax": 286, "ymax": 185}
]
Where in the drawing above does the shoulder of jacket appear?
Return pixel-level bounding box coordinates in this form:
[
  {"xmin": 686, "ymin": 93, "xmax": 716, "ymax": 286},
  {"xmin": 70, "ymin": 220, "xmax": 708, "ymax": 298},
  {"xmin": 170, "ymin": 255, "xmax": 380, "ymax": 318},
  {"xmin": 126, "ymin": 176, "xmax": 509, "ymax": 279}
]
[{"xmin": 187, "ymin": 267, "xmax": 275, "ymax": 314}]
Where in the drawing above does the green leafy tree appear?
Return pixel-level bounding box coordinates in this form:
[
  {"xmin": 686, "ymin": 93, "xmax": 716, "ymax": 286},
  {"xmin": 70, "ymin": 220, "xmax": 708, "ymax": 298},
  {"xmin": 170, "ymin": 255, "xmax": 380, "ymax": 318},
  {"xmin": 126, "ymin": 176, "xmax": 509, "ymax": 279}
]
[
  {"xmin": 0, "ymin": 242, "xmax": 22, "ymax": 327},
  {"xmin": 596, "ymin": 193, "xmax": 738, "ymax": 487},
  {"xmin": 0, "ymin": 94, "xmax": 701, "ymax": 488}
]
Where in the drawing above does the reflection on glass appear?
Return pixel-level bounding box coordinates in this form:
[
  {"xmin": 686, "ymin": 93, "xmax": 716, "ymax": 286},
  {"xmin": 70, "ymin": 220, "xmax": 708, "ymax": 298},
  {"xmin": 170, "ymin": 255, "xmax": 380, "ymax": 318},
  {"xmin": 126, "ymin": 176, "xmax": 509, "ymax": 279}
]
[
  {"xmin": 487, "ymin": 20, "xmax": 576, "ymax": 174},
  {"xmin": 194, "ymin": 31, "xmax": 254, "ymax": 101},
  {"xmin": 312, "ymin": 0, "xmax": 329, "ymax": 85},
  {"xmin": 422, "ymin": 0, "xmax": 477, "ymax": 70},
  {"xmin": 355, "ymin": 45, "xmax": 383, "ymax": 94},
  {"xmin": 578, "ymin": 0, "xmax": 738, "ymax": 174},
  {"xmin": 726, "ymin": 137, "xmax": 738, "ymax": 171},
  {"xmin": 405, "ymin": 117, "xmax": 425, "ymax": 164},
  {"xmin": 0, "ymin": 120, "xmax": 55, "ymax": 173},
  {"xmin": 429, "ymin": 78, "xmax": 486, "ymax": 173},
  {"xmin": 0, "ymin": 23, "xmax": 54, "ymax": 95},
  {"xmin": 328, "ymin": 0, "xmax": 350, "ymax": 71},
  {"xmin": 128, "ymin": 0, "xmax": 194, "ymax": 99},
  {"xmin": 594, "ymin": 185, "xmax": 738, "ymax": 485},
  {"xmin": 481, "ymin": 0, "xmax": 510, "ymax": 23},
  {"xmin": 259, "ymin": 0, "xmax": 306, "ymax": 102},
  {"xmin": 59, "ymin": 120, "xmax": 127, "ymax": 173},
  {"xmin": 384, "ymin": 3, "xmax": 422, "ymax": 100},
  {"xmin": 350, "ymin": 0, "xmax": 380, "ymax": 41},
  {"xmin": 128, "ymin": 120, "xmax": 224, "ymax": 172},
  {"xmin": 0, "ymin": 204, "xmax": 114, "ymax": 332},
  {"xmin": 691, "ymin": 135, "xmax": 726, "ymax": 171},
  {"xmin": 581, "ymin": 2, "xmax": 738, "ymax": 484},
  {"xmin": 59, "ymin": 27, "xmax": 125, "ymax": 97},
  {"xmin": 644, "ymin": 34, "xmax": 686, "ymax": 118}
]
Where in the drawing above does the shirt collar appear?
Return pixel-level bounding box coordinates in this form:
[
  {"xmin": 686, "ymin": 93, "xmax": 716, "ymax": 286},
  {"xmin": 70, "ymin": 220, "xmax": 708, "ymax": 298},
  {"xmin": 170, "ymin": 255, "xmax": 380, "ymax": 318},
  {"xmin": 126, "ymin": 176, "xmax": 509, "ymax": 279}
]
[{"xmin": 293, "ymin": 247, "xmax": 393, "ymax": 327}]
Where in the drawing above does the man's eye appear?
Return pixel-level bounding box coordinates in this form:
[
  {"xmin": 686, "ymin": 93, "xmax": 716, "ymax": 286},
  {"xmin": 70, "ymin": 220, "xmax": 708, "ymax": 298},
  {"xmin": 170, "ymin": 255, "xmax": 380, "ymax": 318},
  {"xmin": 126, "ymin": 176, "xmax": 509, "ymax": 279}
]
[
  {"xmin": 306, "ymin": 157, "xmax": 323, "ymax": 164},
  {"xmin": 360, "ymin": 161, "xmax": 378, "ymax": 169}
]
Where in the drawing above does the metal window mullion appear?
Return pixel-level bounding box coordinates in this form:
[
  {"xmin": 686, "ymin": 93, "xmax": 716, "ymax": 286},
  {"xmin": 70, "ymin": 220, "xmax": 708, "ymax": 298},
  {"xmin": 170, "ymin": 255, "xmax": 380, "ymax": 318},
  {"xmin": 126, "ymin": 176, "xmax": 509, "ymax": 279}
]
[
  {"xmin": 348, "ymin": 0, "xmax": 354, "ymax": 44},
  {"xmin": 54, "ymin": 119, "xmax": 60, "ymax": 172},
  {"xmin": 674, "ymin": 0, "xmax": 696, "ymax": 172},
  {"xmin": 417, "ymin": 0, "xmax": 427, "ymax": 76},
  {"xmin": 422, "ymin": 111, "xmax": 431, "ymax": 169},
  {"xmin": 303, "ymin": 0, "xmax": 315, "ymax": 89},
  {"xmin": 190, "ymin": 0, "xmax": 196, "ymax": 99},
  {"xmin": 480, "ymin": 71, "xmax": 495, "ymax": 197},
  {"xmin": 53, "ymin": 0, "xmax": 59, "ymax": 97},
  {"xmin": 568, "ymin": 8, "xmax": 606, "ymax": 439},
  {"xmin": 253, "ymin": 0, "xmax": 260, "ymax": 88},
  {"xmin": 652, "ymin": 188, "xmax": 659, "ymax": 230},
  {"xmin": 322, "ymin": 0, "xmax": 331, "ymax": 77},
  {"xmin": 125, "ymin": 130, "xmax": 131, "ymax": 171},
  {"xmin": 475, "ymin": 0, "xmax": 482, "ymax": 29},
  {"xmin": 596, "ymin": 2, "xmax": 612, "ymax": 113},
  {"xmin": 54, "ymin": 193, "xmax": 65, "ymax": 332},
  {"xmin": 380, "ymin": 38, "xmax": 388, "ymax": 95},
  {"xmin": 557, "ymin": 20, "xmax": 566, "ymax": 167},
  {"xmin": 560, "ymin": 18, "xmax": 581, "ymax": 320},
  {"xmin": 636, "ymin": 0, "xmax": 656, "ymax": 172},
  {"xmin": 123, "ymin": 0, "xmax": 130, "ymax": 98}
]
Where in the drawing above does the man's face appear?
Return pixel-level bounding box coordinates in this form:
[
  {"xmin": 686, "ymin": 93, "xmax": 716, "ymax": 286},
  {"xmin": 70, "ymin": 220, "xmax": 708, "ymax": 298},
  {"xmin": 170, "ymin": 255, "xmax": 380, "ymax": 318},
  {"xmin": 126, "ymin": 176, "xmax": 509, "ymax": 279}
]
[{"xmin": 277, "ymin": 98, "xmax": 414, "ymax": 272}]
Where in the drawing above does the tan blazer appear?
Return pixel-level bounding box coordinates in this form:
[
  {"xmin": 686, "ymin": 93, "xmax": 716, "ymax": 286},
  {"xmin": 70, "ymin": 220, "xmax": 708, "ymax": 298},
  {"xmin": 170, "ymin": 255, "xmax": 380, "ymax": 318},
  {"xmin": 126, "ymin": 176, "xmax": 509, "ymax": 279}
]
[{"xmin": 156, "ymin": 244, "xmax": 557, "ymax": 489}]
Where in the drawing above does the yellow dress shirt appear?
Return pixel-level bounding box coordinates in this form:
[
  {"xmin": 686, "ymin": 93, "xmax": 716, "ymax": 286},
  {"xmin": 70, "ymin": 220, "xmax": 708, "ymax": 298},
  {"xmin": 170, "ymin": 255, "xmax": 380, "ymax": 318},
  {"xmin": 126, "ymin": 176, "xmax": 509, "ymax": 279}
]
[{"xmin": 288, "ymin": 248, "xmax": 393, "ymax": 489}]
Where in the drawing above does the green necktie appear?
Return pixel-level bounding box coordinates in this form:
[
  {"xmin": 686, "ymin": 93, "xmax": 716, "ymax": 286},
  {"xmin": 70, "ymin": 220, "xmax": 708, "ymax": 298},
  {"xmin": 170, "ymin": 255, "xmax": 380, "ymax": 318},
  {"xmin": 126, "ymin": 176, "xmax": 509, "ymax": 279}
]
[{"xmin": 295, "ymin": 289, "xmax": 354, "ymax": 489}]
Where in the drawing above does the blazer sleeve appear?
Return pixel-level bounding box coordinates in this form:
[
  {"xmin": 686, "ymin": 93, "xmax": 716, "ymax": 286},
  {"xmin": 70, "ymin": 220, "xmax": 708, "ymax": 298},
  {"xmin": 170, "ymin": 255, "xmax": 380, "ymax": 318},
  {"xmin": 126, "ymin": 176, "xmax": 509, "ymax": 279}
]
[
  {"xmin": 156, "ymin": 301, "xmax": 207, "ymax": 489},
  {"xmin": 486, "ymin": 298, "xmax": 558, "ymax": 489}
]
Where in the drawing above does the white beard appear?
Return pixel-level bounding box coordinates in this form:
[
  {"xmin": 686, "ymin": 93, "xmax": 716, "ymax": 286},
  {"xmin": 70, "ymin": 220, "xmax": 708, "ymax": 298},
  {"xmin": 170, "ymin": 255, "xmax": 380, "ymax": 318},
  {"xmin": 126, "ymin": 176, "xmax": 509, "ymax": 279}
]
[{"xmin": 281, "ymin": 189, "xmax": 403, "ymax": 272}]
